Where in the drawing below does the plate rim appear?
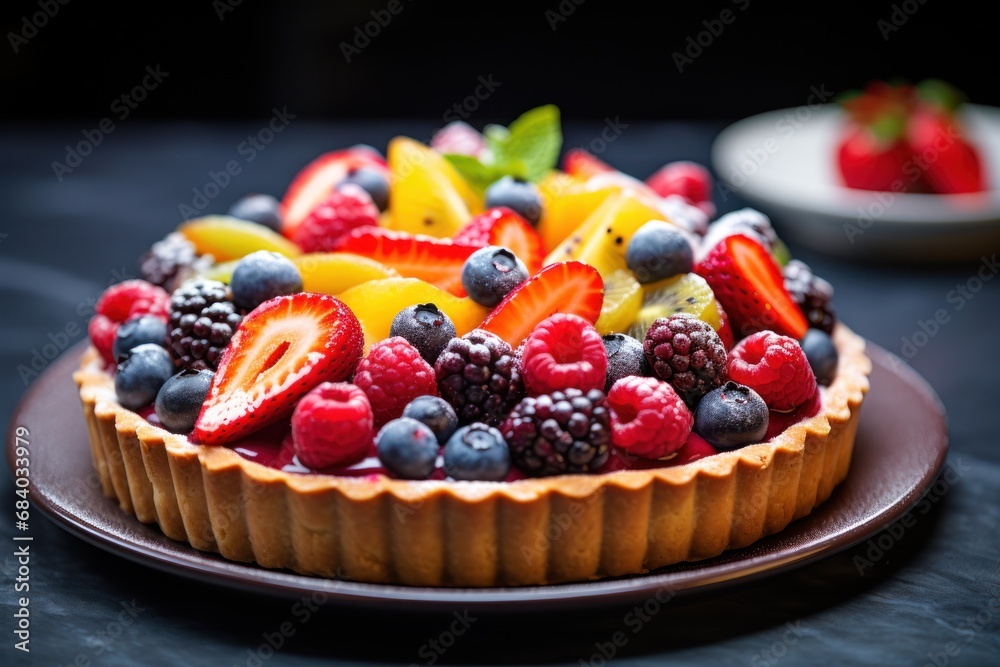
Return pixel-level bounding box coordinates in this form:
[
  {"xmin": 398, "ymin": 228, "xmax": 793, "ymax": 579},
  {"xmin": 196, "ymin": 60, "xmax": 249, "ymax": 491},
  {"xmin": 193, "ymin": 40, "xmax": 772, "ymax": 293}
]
[{"xmin": 7, "ymin": 341, "xmax": 948, "ymax": 610}]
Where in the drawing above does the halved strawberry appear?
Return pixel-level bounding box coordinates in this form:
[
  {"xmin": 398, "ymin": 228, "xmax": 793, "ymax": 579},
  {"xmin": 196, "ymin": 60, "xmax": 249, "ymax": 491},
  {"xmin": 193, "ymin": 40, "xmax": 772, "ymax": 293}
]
[
  {"xmin": 695, "ymin": 235, "xmax": 807, "ymax": 340},
  {"xmin": 334, "ymin": 227, "xmax": 479, "ymax": 296},
  {"xmin": 192, "ymin": 293, "xmax": 364, "ymax": 445},
  {"xmin": 480, "ymin": 261, "xmax": 604, "ymax": 347},
  {"xmin": 562, "ymin": 149, "xmax": 615, "ymax": 179},
  {"xmin": 281, "ymin": 147, "xmax": 386, "ymax": 237},
  {"xmin": 453, "ymin": 207, "xmax": 545, "ymax": 274}
]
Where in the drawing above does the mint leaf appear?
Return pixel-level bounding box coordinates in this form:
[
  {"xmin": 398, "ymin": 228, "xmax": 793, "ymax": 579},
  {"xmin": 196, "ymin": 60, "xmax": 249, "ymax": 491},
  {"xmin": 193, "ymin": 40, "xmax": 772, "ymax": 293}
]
[
  {"xmin": 443, "ymin": 154, "xmax": 499, "ymax": 193},
  {"xmin": 501, "ymin": 105, "xmax": 561, "ymax": 182}
]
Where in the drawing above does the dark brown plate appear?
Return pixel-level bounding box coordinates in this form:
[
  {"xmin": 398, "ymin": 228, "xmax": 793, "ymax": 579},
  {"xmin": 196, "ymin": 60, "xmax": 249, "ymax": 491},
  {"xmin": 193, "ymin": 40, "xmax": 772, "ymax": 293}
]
[{"xmin": 6, "ymin": 341, "xmax": 947, "ymax": 610}]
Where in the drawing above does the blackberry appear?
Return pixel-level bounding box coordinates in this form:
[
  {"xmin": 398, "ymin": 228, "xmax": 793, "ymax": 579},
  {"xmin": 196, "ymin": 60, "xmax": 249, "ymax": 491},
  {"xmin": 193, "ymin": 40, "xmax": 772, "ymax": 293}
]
[
  {"xmin": 501, "ymin": 388, "xmax": 611, "ymax": 476},
  {"xmin": 139, "ymin": 233, "xmax": 208, "ymax": 292},
  {"xmin": 168, "ymin": 279, "xmax": 242, "ymax": 370},
  {"xmin": 434, "ymin": 329, "xmax": 522, "ymax": 427},
  {"xmin": 644, "ymin": 313, "xmax": 727, "ymax": 408},
  {"xmin": 783, "ymin": 260, "xmax": 836, "ymax": 334}
]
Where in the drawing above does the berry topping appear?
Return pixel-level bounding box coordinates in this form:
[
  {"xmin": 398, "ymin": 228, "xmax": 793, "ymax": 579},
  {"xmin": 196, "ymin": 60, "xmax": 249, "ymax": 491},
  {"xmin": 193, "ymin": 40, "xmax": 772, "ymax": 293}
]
[
  {"xmin": 375, "ymin": 417, "xmax": 440, "ymax": 480},
  {"xmin": 230, "ymin": 250, "xmax": 304, "ymax": 312},
  {"xmin": 501, "ymin": 388, "xmax": 612, "ymax": 476},
  {"xmin": 694, "ymin": 381, "xmax": 769, "ymax": 449},
  {"xmin": 291, "ymin": 382, "xmax": 374, "ymax": 469},
  {"xmin": 402, "ymin": 395, "xmax": 458, "ymax": 444},
  {"xmin": 480, "ymin": 261, "xmax": 604, "ymax": 348},
  {"xmin": 625, "ymin": 221, "xmax": 694, "ymax": 284},
  {"xmin": 453, "ymin": 207, "xmax": 545, "ymax": 274},
  {"xmin": 607, "ymin": 376, "xmax": 694, "ymax": 459},
  {"xmin": 226, "ymin": 194, "xmax": 283, "ymax": 231},
  {"xmin": 521, "ymin": 313, "xmax": 607, "ymax": 396},
  {"xmin": 800, "ymin": 329, "xmax": 839, "ymax": 386},
  {"xmin": 154, "ymin": 368, "xmax": 214, "ymax": 434},
  {"xmin": 783, "ymin": 260, "xmax": 837, "ymax": 334},
  {"xmin": 461, "ymin": 246, "xmax": 530, "ymax": 308},
  {"xmin": 645, "ymin": 161, "xmax": 713, "ymax": 212},
  {"xmin": 338, "ymin": 166, "xmax": 390, "ymax": 212},
  {"xmin": 390, "ymin": 303, "xmax": 457, "ymax": 365},
  {"xmin": 290, "ymin": 184, "xmax": 380, "ymax": 253},
  {"xmin": 114, "ymin": 344, "xmax": 175, "ymax": 411},
  {"xmin": 167, "ymin": 279, "xmax": 242, "ymax": 371},
  {"xmin": 353, "ymin": 337, "xmax": 439, "ymax": 428},
  {"xmin": 728, "ymin": 331, "xmax": 818, "ymax": 411},
  {"xmin": 484, "ymin": 176, "xmax": 543, "ymax": 226},
  {"xmin": 430, "ymin": 120, "xmax": 487, "ymax": 158},
  {"xmin": 435, "ymin": 329, "xmax": 523, "ymax": 427},
  {"xmin": 443, "ymin": 423, "xmax": 512, "ymax": 481},
  {"xmin": 628, "ymin": 272, "xmax": 719, "ymax": 342},
  {"xmin": 602, "ymin": 333, "xmax": 650, "ymax": 392},
  {"xmin": 192, "ymin": 293, "xmax": 364, "ymax": 445},
  {"xmin": 334, "ymin": 226, "xmax": 480, "ymax": 297},
  {"xmin": 643, "ymin": 314, "xmax": 728, "ymax": 408},
  {"xmin": 89, "ymin": 280, "xmax": 171, "ymax": 364},
  {"xmin": 112, "ymin": 315, "xmax": 169, "ymax": 363},
  {"xmin": 139, "ymin": 233, "xmax": 207, "ymax": 291},
  {"xmin": 695, "ymin": 234, "xmax": 807, "ymax": 339}
]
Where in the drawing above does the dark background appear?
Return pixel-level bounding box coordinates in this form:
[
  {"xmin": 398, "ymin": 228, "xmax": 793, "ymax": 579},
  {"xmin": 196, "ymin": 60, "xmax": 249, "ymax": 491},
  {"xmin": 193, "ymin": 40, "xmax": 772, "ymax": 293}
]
[{"xmin": 2, "ymin": 0, "xmax": 995, "ymax": 123}]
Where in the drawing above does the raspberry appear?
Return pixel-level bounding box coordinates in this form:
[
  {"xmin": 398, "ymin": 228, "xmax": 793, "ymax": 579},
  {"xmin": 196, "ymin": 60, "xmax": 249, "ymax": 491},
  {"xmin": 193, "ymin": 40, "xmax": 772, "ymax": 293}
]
[
  {"xmin": 89, "ymin": 280, "xmax": 171, "ymax": 363},
  {"xmin": 783, "ymin": 260, "xmax": 836, "ymax": 334},
  {"xmin": 139, "ymin": 233, "xmax": 210, "ymax": 291},
  {"xmin": 521, "ymin": 314, "xmax": 607, "ymax": 396},
  {"xmin": 643, "ymin": 313, "xmax": 727, "ymax": 408},
  {"xmin": 291, "ymin": 184, "xmax": 379, "ymax": 253},
  {"xmin": 435, "ymin": 330, "xmax": 523, "ymax": 427},
  {"xmin": 291, "ymin": 382, "xmax": 374, "ymax": 469},
  {"xmin": 501, "ymin": 388, "xmax": 611, "ymax": 476},
  {"xmin": 354, "ymin": 337, "xmax": 438, "ymax": 427},
  {"xmin": 607, "ymin": 376, "xmax": 694, "ymax": 459},
  {"xmin": 167, "ymin": 279, "xmax": 242, "ymax": 371},
  {"xmin": 728, "ymin": 331, "xmax": 818, "ymax": 411}
]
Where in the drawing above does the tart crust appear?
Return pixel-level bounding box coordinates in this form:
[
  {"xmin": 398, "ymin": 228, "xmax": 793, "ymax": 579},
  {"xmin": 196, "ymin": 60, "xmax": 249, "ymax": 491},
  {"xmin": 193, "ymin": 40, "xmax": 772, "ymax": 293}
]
[{"xmin": 74, "ymin": 324, "xmax": 870, "ymax": 586}]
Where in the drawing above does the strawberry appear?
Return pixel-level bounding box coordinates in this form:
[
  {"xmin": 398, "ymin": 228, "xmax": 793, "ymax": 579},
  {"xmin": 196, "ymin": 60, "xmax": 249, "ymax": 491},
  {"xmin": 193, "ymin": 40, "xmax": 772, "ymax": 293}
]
[
  {"xmin": 453, "ymin": 207, "xmax": 545, "ymax": 274},
  {"xmin": 480, "ymin": 261, "xmax": 604, "ymax": 347},
  {"xmin": 562, "ymin": 149, "xmax": 615, "ymax": 179},
  {"xmin": 192, "ymin": 293, "xmax": 364, "ymax": 445},
  {"xmin": 333, "ymin": 226, "xmax": 480, "ymax": 296},
  {"xmin": 88, "ymin": 280, "xmax": 171, "ymax": 364},
  {"xmin": 836, "ymin": 124, "xmax": 912, "ymax": 191},
  {"xmin": 646, "ymin": 161, "xmax": 713, "ymax": 207},
  {"xmin": 280, "ymin": 147, "xmax": 387, "ymax": 237},
  {"xmin": 695, "ymin": 235, "xmax": 807, "ymax": 340},
  {"xmin": 907, "ymin": 108, "xmax": 985, "ymax": 194}
]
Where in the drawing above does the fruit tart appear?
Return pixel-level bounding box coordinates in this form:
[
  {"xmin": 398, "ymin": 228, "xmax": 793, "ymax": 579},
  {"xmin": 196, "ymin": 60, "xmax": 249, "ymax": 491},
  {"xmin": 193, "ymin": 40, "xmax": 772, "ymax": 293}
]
[{"xmin": 75, "ymin": 107, "xmax": 870, "ymax": 586}]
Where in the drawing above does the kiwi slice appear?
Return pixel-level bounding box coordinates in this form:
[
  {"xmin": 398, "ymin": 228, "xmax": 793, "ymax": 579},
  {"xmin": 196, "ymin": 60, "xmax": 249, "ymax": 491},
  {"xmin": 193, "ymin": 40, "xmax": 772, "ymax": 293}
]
[{"xmin": 628, "ymin": 273, "xmax": 720, "ymax": 341}]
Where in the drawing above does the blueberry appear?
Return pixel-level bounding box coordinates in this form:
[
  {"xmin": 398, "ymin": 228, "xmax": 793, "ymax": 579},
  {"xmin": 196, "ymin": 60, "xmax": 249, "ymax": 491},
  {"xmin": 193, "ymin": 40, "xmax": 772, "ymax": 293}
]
[
  {"xmin": 402, "ymin": 395, "xmax": 458, "ymax": 444},
  {"xmin": 390, "ymin": 303, "xmax": 456, "ymax": 364},
  {"xmin": 113, "ymin": 315, "xmax": 168, "ymax": 362},
  {"xmin": 625, "ymin": 221, "xmax": 693, "ymax": 284},
  {"xmin": 375, "ymin": 417, "xmax": 440, "ymax": 480},
  {"xmin": 339, "ymin": 167, "xmax": 389, "ymax": 212},
  {"xmin": 485, "ymin": 176, "xmax": 543, "ymax": 225},
  {"xmin": 461, "ymin": 246, "xmax": 529, "ymax": 307},
  {"xmin": 800, "ymin": 329, "xmax": 838, "ymax": 386},
  {"xmin": 227, "ymin": 194, "xmax": 283, "ymax": 231},
  {"xmin": 155, "ymin": 368, "xmax": 214, "ymax": 433},
  {"xmin": 442, "ymin": 423, "xmax": 511, "ymax": 481},
  {"xmin": 694, "ymin": 381, "xmax": 769, "ymax": 449},
  {"xmin": 230, "ymin": 250, "xmax": 303, "ymax": 311},
  {"xmin": 114, "ymin": 344, "xmax": 176, "ymax": 410},
  {"xmin": 602, "ymin": 333, "xmax": 651, "ymax": 392}
]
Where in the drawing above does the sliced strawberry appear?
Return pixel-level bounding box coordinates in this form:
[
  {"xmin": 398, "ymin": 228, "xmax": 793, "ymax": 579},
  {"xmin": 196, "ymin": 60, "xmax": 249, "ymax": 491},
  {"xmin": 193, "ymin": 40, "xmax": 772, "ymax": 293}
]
[
  {"xmin": 334, "ymin": 227, "xmax": 480, "ymax": 297},
  {"xmin": 715, "ymin": 299, "xmax": 735, "ymax": 350},
  {"xmin": 192, "ymin": 293, "xmax": 364, "ymax": 445},
  {"xmin": 695, "ymin": 235, "xmax": 807, "ymax": 340},
  {"xmin": 281, "ymin": 147, "xmax": 387, "ymax": 237},
  {"xmin": 453, "ymin": 207, "xmax": 545, "ymax": 274},
  {"xmin": 480, "ymin": 261, "xmax": 604, "ymax": 347},
  {"xmin": 562, "ymin": 149, "xmax": 615, "ymax": 179},
  {"xmin": 907, "ymin": 109, "xmax": 985, "ymax": 194}
]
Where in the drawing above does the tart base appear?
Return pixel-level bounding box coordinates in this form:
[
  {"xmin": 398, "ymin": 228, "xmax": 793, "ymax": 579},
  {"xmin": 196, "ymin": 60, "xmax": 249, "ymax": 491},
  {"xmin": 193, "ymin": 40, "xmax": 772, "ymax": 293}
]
[{"xmin": 74, "ymin": 325, "xmax": 870, "ymax": 586}]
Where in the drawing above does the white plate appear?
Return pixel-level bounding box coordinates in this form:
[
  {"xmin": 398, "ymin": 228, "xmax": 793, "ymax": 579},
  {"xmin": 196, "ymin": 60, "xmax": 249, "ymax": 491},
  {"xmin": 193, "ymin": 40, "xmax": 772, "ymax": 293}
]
[{"xmin": 711, "ymin": 104, "xmax": 1000, "ymax": 260}]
